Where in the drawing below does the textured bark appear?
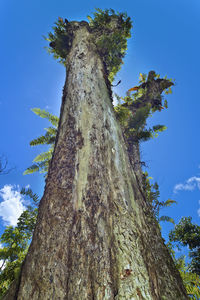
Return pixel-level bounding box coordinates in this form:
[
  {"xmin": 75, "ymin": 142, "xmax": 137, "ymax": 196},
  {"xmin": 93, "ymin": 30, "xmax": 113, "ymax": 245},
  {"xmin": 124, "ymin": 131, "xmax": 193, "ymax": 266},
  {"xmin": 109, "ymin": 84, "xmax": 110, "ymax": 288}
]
[{"xmin": 4, "ymin": 24, "xmax": 189, "ymax": 299}]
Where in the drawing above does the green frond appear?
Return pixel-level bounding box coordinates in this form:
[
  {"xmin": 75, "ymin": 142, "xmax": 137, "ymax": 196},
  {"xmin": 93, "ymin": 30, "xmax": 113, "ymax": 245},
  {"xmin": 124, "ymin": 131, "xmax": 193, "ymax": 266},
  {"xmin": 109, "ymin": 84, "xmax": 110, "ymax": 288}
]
[
  {"xmin": 180, "ymin": 270, "xmax": 200, "ymax": 299},
  {"xmin": 37, "ymin": 160, "xmax": 49, "ymax": 173},
  {"xmin": 159, "ymin": 216, "xmax": 175, "ymax": 224},
  {"xmin": 25, "ymin": 109, "xmax": 57, "ymax": 176},
  {"xmin": 23, "ymin": 164, "xmax": 39, "ymax": 175},
  {"xmin": 164, "ymin": 199, "xmax": 177, "ymax": 207},
  {"xmin": 87, "ymin": 9, "xmax": 132, "ymax": 82},
  {"xmin": 33, "ymin": 149, "xmax": 53, "ymax": 163},
  {"xmin": 20, "ymin": 188, "xmax": 39, "ymax": 204},
  {"xmin": 152, "ymin": 125, "xmax": 167, "ymax": 133},
  {"xmin": 114, "ymin": 105, "xmax": 130, "ymax": 126},
  {"xmin": 30, "ymin": 134, "xmax": 51, "ymax": 146},
  {"xmin": 31, "ymin": 108, "xmax": 59, "ymax": 127},
  {"xmin": 128, "ymin": 105, "xmax": 151, "ymax": 131},
  {"xmin": 45, "ymin": 126, "xmax": 57, "ymax": 136},
  {"xmin": 136, "ymin": 130, "xmax": 153, "ymax": 142},
  {"xmin": 24, "ymin": 160, "xmax": 51, "ymax": 175},
  {"xmin": 30, "ymin": 132, "xmax": 56, "ymax": 147}
]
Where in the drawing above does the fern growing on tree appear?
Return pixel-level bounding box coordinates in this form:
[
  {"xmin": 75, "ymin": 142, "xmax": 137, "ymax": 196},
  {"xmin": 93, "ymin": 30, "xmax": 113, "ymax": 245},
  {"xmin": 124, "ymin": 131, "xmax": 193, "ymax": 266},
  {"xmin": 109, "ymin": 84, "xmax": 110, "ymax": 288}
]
[{"xmin": 24, "ymin": 108, "xmax": 58, "ymax": 175}]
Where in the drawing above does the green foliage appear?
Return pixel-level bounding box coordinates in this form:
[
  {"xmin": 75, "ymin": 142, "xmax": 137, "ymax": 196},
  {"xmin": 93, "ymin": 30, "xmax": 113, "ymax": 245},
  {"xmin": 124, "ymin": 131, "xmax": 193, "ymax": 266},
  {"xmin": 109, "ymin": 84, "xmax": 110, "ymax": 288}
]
[
  {"xmin": 128, "ymin": 105, "xmax": 151, "ymax": 133},
  {"xmin": 158, "ymin": 215, "xmax": 175, "ymax": 224},
  {"xmin": 114, "ymin": 105, "xmax": 130, "ymax": 127},
  {"xmin": 31, "ymin": 108, "xmax": 59, "ymax": 127},
  {"xmin": 45, "ymin": 9, "xmax": 132, "ymax": 82},
  {"xmin": 152, "ymin": 124, "xmax": 167, "ymax": 133},
  {"xmin": 88, "ymin": 8, "xmax": 132, "ymax": 82},
  {"xmin": 20, "ymin": 188, "xmax": 39, "ymax": 205},
  {"xmin": 33, "ymin": 149, "xmax": 53, "ymax": 162},
  {"xmin": 0, "ymin": 248, "xmax": 26, "ymax": 298},
  {"xmin": 169, "ymin": 217, "xmax": 200, "ymax": 276},
  {"xmin": 24, "ymin": 108, "xmax": 58, "ymax": 175},
  {"xmin": 24, "ymin": 148, "xmax": 53, "ymax": 175},
  {"xmin": 168, "ymin": 217, "xmax": 200, "ymax": 298},
  {"xmin": 182, "ymin": 270, "xmax": 200, "ymax": 299},
  {"xmin": 23, "ymin": 164, "xmax": 40, "ymax": 175},
  {"xmin": 30, "ymin": 132, "xmax": 56, "ymax": 147},
  {"xmin": 142, "ymin": 171, "xmax": 176, "ymax": 224},
  {"xmin": 0, "ymin": 188, "xmax": 39, "ymax": 298},
  {"xmin": 17, "ymin": 188, "xmax": 39, "ymax": 240},
  {"xmin": 167, "ymin": 243, "xmax": 200, "ymax": 299},
  {"xmin": 114, "ymin": 71, "xmax": 172, "ymax": 144},
  {"xmin": 44, "ymin": 17, "xmax": 73, "ymax": 65}
]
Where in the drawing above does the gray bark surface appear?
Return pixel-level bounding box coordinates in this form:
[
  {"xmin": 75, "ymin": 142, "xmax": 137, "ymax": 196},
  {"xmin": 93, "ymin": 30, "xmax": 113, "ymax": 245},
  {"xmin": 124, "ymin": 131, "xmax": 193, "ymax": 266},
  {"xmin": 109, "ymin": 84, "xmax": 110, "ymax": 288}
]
[{"xmin": 4, "ymin": 24, "xmax": 188, "ymax": 299}]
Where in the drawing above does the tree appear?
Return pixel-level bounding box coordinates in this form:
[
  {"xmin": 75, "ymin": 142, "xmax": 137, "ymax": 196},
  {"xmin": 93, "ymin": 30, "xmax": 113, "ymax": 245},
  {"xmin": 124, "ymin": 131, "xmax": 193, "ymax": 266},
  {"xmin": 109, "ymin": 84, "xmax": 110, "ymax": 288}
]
[
  {"xmin": 0, "ymin": 188, "xmax": 38, "ymax": 298},
  {"xmin": 167, "ymin": 242, "xmax": 200, "ymax": 299},
  {"xmin": 169, "ymin": 217, "xmax": 200, "ymax": 276},
  {"xmin": 3, "ymin": 9, "xmax": 188, "ymax": 299}
]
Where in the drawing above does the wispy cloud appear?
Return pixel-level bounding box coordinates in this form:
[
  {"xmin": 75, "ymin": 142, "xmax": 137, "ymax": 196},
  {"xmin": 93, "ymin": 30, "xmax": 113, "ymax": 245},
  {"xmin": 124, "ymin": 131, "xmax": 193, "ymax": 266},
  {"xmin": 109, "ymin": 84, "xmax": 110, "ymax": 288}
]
[
  {"xmin": 173, "ymin": 176, "xmax": 200, "ymax": 193},
  {"xmin": 0, "ymin": 185, "xmax": 26, "ymax": 226}
]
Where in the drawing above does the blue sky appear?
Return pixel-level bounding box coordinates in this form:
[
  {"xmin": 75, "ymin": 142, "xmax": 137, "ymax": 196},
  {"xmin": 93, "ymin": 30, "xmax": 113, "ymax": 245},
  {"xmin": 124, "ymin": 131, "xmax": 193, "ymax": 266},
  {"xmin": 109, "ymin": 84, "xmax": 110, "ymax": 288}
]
[{"xmin": 0, "ymin": 0, "xmax": 200, "ymax": 254}]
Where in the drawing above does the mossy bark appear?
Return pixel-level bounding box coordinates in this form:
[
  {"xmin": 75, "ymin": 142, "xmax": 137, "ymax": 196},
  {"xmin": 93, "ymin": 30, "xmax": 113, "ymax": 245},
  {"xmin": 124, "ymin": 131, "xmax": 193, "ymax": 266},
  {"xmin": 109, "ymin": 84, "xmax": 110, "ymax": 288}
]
[{"xmin": 4, "ymin": 24, "xmax": 188, "ymax": 300}]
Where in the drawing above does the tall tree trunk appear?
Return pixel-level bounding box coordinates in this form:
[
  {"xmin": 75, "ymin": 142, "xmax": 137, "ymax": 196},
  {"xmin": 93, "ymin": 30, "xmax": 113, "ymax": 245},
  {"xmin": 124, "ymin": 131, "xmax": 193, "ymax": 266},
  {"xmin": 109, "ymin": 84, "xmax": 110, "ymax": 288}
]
[{"xmin": 4, "ymin": 24, "xmax": 188, "ymax": 299}]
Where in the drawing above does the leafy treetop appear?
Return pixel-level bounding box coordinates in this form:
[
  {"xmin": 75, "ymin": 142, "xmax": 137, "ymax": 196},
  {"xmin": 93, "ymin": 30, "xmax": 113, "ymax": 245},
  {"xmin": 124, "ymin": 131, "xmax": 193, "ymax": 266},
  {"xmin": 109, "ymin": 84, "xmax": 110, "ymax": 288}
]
[
  {"xmin": 45, "ymin": 8, "xmax": 132, "ymax": 82},
  {"xmin": 114, "ymin": 71, "xmax": 174, "ymax": 148}
]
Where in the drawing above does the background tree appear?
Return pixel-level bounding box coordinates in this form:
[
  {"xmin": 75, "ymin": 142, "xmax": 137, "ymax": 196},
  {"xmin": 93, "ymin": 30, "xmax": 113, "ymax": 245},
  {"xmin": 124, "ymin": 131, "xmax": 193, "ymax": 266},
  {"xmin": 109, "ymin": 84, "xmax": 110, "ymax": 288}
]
[
  {"xmin": 170, "ymin": 217, "xmax": 200, "ymax": 276},
  {"xmin": 0, "ymin": 188, "xmax": 38, "ymax": 298},
  {"xmin": 3, "ymin": 9, "xmax": 188, "ymax": 299},
  {"xmin": 167, "ymin": 240, "xmax": 200, "ymax": 299}
]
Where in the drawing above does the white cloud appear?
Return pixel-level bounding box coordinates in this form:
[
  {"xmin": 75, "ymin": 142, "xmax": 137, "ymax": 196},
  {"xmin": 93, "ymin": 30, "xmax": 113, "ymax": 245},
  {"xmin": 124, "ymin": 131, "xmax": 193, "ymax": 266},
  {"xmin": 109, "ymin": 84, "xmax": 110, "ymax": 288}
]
[
  {"xmin": 0, "ymin": 185, "xmax": 26, "ymax": 226},
  {"xmin": 112, "ymin": 94, "xmax": 120, "ymax": 107},
  {"xmin": 187, "ymin": 177, "xmax": 200, "ymax": 189},
  {"xmin": 173, "ymin": 176, "xmax": 200, "ymax": 193},
  {"xmin": 173, "ymin": 183, "xmax": 196, "ymax": 193}
]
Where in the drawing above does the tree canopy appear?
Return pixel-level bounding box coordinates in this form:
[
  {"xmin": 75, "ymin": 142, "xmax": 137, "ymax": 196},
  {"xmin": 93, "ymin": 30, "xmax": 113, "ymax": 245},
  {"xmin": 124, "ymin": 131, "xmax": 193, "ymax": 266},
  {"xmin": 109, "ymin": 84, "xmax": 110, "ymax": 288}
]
[{"xmin": 46, "ymin": 8, "xmax": 132, "ymax": 82}]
